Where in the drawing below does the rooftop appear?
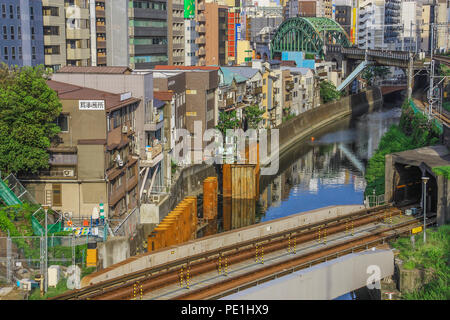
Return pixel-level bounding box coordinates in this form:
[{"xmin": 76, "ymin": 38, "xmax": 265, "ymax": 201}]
[
  {"xmin": 47, "ymin": 80, "xmax": 140, "ymax": 112},
  {"xmin": 57, "ymin": 66, "xmax": 133, "ymax": 74},
  {"xmin": 154, "ymin": 65, "xmax": 220, "ymax": 71},
  {"xmin": 391, "ymin": 145, "xmax": 450, "ymax": 170}
]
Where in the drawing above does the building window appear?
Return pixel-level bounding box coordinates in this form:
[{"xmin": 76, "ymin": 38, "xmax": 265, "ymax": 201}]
[
  {"xmin": 9, "ymin": 5, "xmax": 13, "ymax": 19},
  {"xmin": 31, "ymin": 27, "xmax": 35, "ymax": 40},
  {"xmin": 32, "ymin": 47, "xmax": 36, "ymax": 60},
  {"xmin": 30, "ymin": 6, "xmax": 34, "ymax": 20},
  {"xmin": 18, "ymin": 46, "xmax": 22, "ymax": 60},
  {"xmin": 56, "ymin": 114, "xmax": 69, "ymax": 132},
  {"xmin": 52, "ymin": 184, "xmax": 62, "ymax": 206},
  {"xmin": 18, "ymin": 26, "xmax": 21, "ymax": 40},
  {"xmin": 17, "ymin": 6, "xmax": 20, "ymax": 19},
  {"xmin": 11, "ymin": 47, "xmax": 15, "ymax": 60},
  {"xmin": 10, "ymin": 26, "xmax": 14, "ymax": 40},
  {"xmin": 3, "ymin": 47, "xmax": 8, "ymax": 60},
  {"xmin": 2, "ymin": 26, "xmax": 6, "ymax": 40},
  {"xmin": 2, "ymin": 4, "xmax": 6, "ymax": 18}
]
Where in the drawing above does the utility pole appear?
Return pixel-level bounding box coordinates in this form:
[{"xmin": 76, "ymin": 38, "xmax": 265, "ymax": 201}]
[
  {"xmin": 43, "ymin": 205, "xmax": 49, "ymax": 293},
  {"xmin": 428, "ymin": 23, "xmax": 435, "ymax": 117},
  {"xmin": 422, "ymin": 176, "xmax": 429, "ymax": 244}
]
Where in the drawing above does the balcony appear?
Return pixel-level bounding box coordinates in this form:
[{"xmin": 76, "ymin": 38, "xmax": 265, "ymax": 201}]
[
  {"xmin": 196, "ymin": 25, "xmax": 206, "ymax": 34},
  {"xmin": 141, "ymin": 143, "xmax": 163, "ymax": 167},
  {"xmin": 97, "ymin": 56, "xmax": 107, "ymax": 65},
  {"xmin": 97, "ymin": 40, "xmax": 106, "ymax": 49},
  {"xmin": 66, "ymin": 27, "xmax": 90, "ymax": 40},
  {"xmin": 196, "ymin": 47, "xmax": 206, "ymax": 56},
  {"xmin": 197, "ymin": 14, "xmax": 206, "ymax": 22},
  {"xmin": 66, "ymin": 47, "xmax": 90, "ymax": 60},
  {"xmin": 226, "ymin": 98, "xmax": 234, "ymax": 107},
  {"xmin": 144, "ymin": 108, "xmax": 164, "ymax": 131},
  {"xmin": 197, "ymin": 3, "xmax": 205, "ymax": 11},
  {"xmin": 96, "ymin": 9, "xmax": 105, "ymax": 18},
  {"xmin": 195, "ymin": 37, "xmax": 206, "ymax": 45}
]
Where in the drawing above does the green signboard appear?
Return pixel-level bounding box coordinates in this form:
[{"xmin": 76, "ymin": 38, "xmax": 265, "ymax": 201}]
[{"xmin": 184, "ymin": 0, "xmax": 195, "ymax": 19}]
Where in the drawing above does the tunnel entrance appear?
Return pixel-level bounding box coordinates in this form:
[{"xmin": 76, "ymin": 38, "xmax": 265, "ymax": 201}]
[{"xmin": 393, "ymin": 163, "xmax": 438, "ymax": 215}]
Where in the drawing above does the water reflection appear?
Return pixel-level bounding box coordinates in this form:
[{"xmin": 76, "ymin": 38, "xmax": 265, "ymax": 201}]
[
  {"xmin": 258, "ymin": 106, "xmax": 401, "ymax": 223},
  {"xmin": 198, "ymin": 105, "xmax": 401, "ymax": 237}
]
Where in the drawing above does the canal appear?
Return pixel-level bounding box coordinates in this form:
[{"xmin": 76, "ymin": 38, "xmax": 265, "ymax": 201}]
[{"xmin": 199, "ymin": 98, "xmax": 403, "ymax": 237}]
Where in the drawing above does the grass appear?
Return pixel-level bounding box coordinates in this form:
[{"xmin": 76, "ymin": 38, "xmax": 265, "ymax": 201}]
[
  {"xmin": 432, "ymin": 166, "xmax": 450, "ymax": 180},
  {"xmin": 28, "ymin": 266, "xmax": 97, "ymax": 300},
  {"xmin": 390, "ymin": 224, "xmax": 450, "ymax": 300}
]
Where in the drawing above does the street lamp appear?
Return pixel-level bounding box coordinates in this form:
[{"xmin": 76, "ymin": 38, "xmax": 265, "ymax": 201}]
[
  {"xmin": 42, "ymin": 204, "xmax": 50, "ymax": 293},
  {"xmin": 421, "ymin": 176, "xmax": 429, "ymax": 244}
]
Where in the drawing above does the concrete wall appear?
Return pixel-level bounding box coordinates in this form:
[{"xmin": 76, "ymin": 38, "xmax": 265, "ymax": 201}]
[
  {"xmin": 222, "ymin": 249, "xmax": 394, "ymax": 300},
  {"xmin": 262, "ymin": 87, "xmax": 383, "ymax": 166},
  {"xmin": 81, "ymin": 204, "xmax": 365, "ymax": 286},
  {"xmin": 97, "ymin": 236, "xmax": 130, "ymax": 270}
]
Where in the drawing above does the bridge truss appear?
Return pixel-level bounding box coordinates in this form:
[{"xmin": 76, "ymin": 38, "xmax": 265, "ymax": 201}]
[{"xmin": 270, "ymin": 17, "xmax": 351, "ymax": 59}]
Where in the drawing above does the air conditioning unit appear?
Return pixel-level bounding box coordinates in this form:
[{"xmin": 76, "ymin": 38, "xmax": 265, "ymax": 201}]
[
  {"xmin": 63, "ymin": 169, "xmax": 74, "ymax": 177},
  {"xmin": 118, "ymin": 160, "xmax": 124, "ymax": 167},
  {"xmin": 151, "ymin": 195, "xmax": 161, "ymax": 203},
  {"xmin": 122, "ymin": 126, "xmax": 128, "ymax": 134}
]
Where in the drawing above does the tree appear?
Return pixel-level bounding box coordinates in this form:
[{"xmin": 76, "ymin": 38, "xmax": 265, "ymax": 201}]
[
  {"xmin": 216, "ymin": 110, "xmax": 240, "ymax": 135},
  {"xmin": 320, "ymin": 80, "xmax": 341, "ymax": 103},
  {"xmin": 362, "ymin": 66, "xmax": 391, "ymax": 85},
  {"xmin": 243, "ymin": 104, "xmax": 265, "ymax": 129},
  {"xmin": 0, "ymin": 64, "xmax": 62, "ymax": 175}
]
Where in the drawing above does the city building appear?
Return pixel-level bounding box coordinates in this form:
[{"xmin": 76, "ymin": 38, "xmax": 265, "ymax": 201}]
[
  {"xmin": 42, "ymin": 0, "xmax": 91, "ymax": 70},
  {"xmin": 236, "ymin": 40, "xmax": 252, "ymax": 65},
  {"xmin": 90, "ymin": 0, "xmax": 107, "ymax": 66},
  {"xmin": 168, "ymin": 0, "xmax": 185, "ymax": 66},
  {"xmin": 400, "ymin": 0, "xmax": 422, "ymax": 52},
  {"xmin": 184, "ymin": 18, "xmax": 198, "ymax": 66},
  {"xmin": 21, "ymin": 80, "xmax": 141, "ymax": 220},
  {"xmin": 218, "ymin": 67, "xmax": 248, "ymax": 120},
  {"xmin": 195, "ymin": 0, "xmax": 207, "ymax": 66},
  {"xmin": 226, "ymin": 7, "xmax": 241, "ymax": 65},
  {"xmin": 0, "ymin": 0, "xmax": 44, "ymax": 67},
  {"xmin": 204, "ymin": 2, "xmax": 228, "ymax": 66},
  {"xmin": 334, "ymin": 1, "xmax": 353, "ymax": 41}
]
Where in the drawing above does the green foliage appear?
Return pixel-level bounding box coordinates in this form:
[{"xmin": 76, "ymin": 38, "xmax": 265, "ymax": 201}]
[
  {"xmin": 171, "ymin": 159, "xmax": 177, "ymax": 175},
  {"xmin": 216, "ymin": 110, "xmax": 240, "ymax": 135},
  {"xmin": 439, "ymin": 64, "xmax": 450, "ymax": 76},
  {"xmin": 320, "ymin": 80, "xmax": 341, "ymax": 104},
  {"xmin": 390, "ymin": 225, "xmax": 450, "ymax": 300},
  {"xmin": 243, "ymin": 105, "xmax": 265, "ymax": 129},
  {"xmin": 361, "ymin": 66, "xmax": 391, "ymax": 85},
  {"xmin": 283, "ymin": 114, "xmax": 296, "ymax": 123},
  {"xmin": 364, "ymin": 100, "xmax": 441, "ymax": 196},
  {"xmin": 0, "ymin": 64, "xmax": 62, "ymax": 175},
  {"xmin": 304, "ymin": 53, "xmax": 315, "ymax": 60},
  {"xmin": 29, "ymin": 278, "xmax": 69, "ymax": 300},
  {"xmin": 432, "ymin": 166, "xmax": 450, "ymax": 180}
]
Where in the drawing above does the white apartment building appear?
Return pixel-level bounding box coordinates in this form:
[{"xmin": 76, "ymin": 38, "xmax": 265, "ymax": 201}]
[{"xmin": 184, "ymin": 19, "xmax": 198, "ymax": 66}]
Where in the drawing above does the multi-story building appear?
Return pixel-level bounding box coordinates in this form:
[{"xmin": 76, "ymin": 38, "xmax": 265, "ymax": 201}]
[
  {"xmin": 400, "ymin": 0, "xmax": 422, "ymax": 52},
  {"xmin": 50, "ymin": 67, "xmax": 171, "ymax": 199},
  {"xmin": 0, "ymin": 0, "xmax": 44, "ymax": 67},
  {"xmin": 126, "ymin": 0, "xmax": 169, "ymax": 69},
  {"xmin": 185, "ymin": 18, "xmax": 198, "ymax": 66},
  {"xmin": 195, "ymin": 0, "xmax": 207, "ymax": 66},
  {"xmin": 168, "ymin": 0, "xmax": 185, "ymax": 66},
  {"xmin": 334, "ymin": 1, "xmax": 353, "ymax": 40},
  {"xmin": 218, "ymin": 67, "xmax": 248, "ymax": 120},
  {"xmin": 204, "ymin": 2, "xmax": 228, "ymax": 66},
  {"xmin": 21, "ymin": 80, "xmax": 141, "ymax": 220},
  {"xmin": 226, "ymin": 7, "xmax": 241, "ymax": 65},
  {"xmin": 358, "ymin": 0, "xmax": 402, "ymax": 51},
  {"xmin": 42, "ymin": 0, "xmax": 91, "ymax": 70},
  {"xmin": 90, "ymin": 0, "xmax": 107, "ymax": 66}
]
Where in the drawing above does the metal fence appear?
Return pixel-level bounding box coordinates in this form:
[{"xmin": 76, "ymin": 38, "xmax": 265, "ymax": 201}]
[
  {"xmin": 365, "ymin": 194, "xmax": 385, "ymax": 208},
  {"xmin": 0, "ymin": 235, "xmax": 89, "ymax": 285}
]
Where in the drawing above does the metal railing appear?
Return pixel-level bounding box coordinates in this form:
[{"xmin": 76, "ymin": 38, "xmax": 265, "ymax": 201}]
[{"xmin": 112, "ymin": 207, "xmax": 140, "ymax": 238}]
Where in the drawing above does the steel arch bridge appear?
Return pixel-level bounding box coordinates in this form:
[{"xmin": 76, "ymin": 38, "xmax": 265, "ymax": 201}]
[{"xmin": 270, "ymin": 17, "xmax": 351, "ymax": 60}]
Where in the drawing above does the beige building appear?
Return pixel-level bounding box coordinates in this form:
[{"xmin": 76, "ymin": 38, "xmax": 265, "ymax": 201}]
[
  {"xmin": 42, "ymin": 0, "xmax": 92, "ymax": 70},
  {"xmin": 21, "ymin": 80, "xmax": 141, "ymax": 220}
]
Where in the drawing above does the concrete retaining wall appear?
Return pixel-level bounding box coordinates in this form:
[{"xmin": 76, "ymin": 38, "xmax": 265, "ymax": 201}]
[{"xmin": 82, "ymin": 204, "xmax": 365, "ymax": 286}]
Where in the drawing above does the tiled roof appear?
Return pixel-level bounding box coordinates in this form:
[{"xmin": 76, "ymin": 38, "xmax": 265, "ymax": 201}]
[
  {"xmin": 57, "ymin": 66, "xmax": 132, "ymax": 74},
  {"xmin": 223, "ymin": 67, "xmax": 260, "ymax": 80},
  {"xmin": 47, "ymin": 80, "xmax": 140, "ymax": 111},
  {"xmin": 219, "ymin": 67, "xmax": 248, "ymax": 86}
]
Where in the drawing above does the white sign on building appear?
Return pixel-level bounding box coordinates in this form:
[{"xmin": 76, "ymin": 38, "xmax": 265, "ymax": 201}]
[{"xmin": 79, "ymin": 100, "xmax": 105, "ymax": 110}]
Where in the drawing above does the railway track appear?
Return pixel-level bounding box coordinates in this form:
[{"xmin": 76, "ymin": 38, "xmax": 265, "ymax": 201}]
[
  {"xmin": 172, "ymin": 217, "xmax": 433, "ymax": 300},
  {"xmin": 50, "ymin": 205, "xmax": 419, "ymax": 300}
]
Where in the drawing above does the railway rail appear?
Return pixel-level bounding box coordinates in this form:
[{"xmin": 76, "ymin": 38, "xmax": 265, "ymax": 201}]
[{"xmin": 50, "ymin": 205, "xmax": 422, "ymax": 300}]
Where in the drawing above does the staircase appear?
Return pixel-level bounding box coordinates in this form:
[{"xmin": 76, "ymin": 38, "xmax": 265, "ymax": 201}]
[{"xmin": 337, "ymin": 60, "xmax": 374, "ymax": 92}]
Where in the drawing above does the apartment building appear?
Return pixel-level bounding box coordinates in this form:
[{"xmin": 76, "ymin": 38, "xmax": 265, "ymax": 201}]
[
  {"xmin": 42, "ymin": 0, "xmax": 91, "ymax": 70},
  {"xmin": 218, "ymin": 67, "xmax": 248, "ymax": 120},
  {"xmin": 195, "ymin": 0, "xmax": 207, "ymax": 66},
  {"xmin": 21, "ymin": 80, "xmax": 141, "ymax": 220},
  {"xmin": 90, "ymin": 0, "xmax": 106, "ymax": 66},
  {"xmin": 0, "ymin": 0, "xmax": 44, "ymax": 67},
  {"xmin": 50, "ymin": 67, "xmax": 173, "ymax": 199},
  {"xmin": 204, "ymin": 2, "xmax": 228, "ymax": 66},
  {"xmin": 168, "ymin": 0, "xmax": 185, "ymax": 66},
  {"xmin": 185, "ymin": 18, "xmax": 198, "ymax": 66},
  {"xmin": 226, "ymin": 7, "xmax": 241, "ymax": 65}
]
